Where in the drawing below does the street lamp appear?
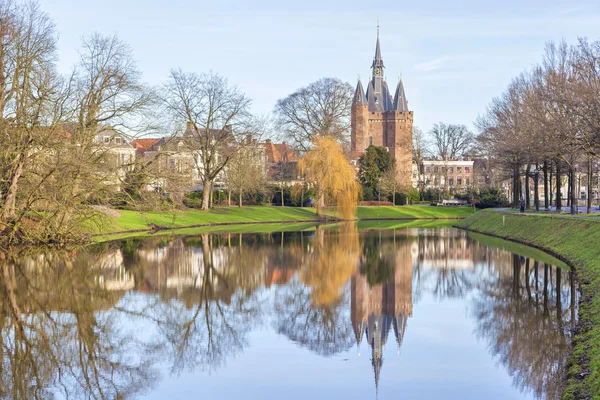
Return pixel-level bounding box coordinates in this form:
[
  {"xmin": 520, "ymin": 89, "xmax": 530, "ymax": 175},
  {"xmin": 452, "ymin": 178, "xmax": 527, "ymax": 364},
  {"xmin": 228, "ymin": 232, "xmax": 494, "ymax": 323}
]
[{"xmin": 534, "ymin": 169, "xmax": 539, "ymax": 212}]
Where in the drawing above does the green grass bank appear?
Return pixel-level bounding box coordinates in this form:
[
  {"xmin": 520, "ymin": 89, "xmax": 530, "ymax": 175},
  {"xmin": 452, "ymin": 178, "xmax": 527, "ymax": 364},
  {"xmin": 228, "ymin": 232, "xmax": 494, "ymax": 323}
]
[
  {"xmin": 92, "ymin": 205, "xmax": 474, "ymax": 240},
  {"xmin": 456, "ymin": 210, "xmax": 600, "ymax": 399}
]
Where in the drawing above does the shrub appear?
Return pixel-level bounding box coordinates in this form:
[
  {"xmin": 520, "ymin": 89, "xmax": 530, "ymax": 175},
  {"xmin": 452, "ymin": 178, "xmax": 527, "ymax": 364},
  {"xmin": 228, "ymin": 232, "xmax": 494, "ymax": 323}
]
[{"xmin": 476, "ymin": 188, "xmax": 509, "ymax": 209}]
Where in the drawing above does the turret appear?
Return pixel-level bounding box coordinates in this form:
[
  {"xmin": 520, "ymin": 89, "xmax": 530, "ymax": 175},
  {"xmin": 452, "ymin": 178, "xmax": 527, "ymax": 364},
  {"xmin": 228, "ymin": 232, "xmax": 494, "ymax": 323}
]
[
  {"xmin": 393, "ymin": 78, "xmax": 409, "ymax": 112},
  {"xmin": 351, "ymin": 79, "xmax": 369, "ymax": 152}
]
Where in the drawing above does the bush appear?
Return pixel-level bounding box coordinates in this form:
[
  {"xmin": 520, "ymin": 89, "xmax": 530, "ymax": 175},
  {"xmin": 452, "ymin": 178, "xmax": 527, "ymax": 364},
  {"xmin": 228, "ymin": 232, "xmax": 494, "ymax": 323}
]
[
  {"xmin": 361, "ymin": 186, "xmax": 375, "ymax": 201},
  {"xmin": 476, "ymin": 188, "xmax": 509, "ymax": 209},
  {"xmin": 183, "ymin": 191, "xmax": 203, "ymax": 208},
  {"xmin": 396, "ymin": 187, "xmax": 420, "ymax": 205}
]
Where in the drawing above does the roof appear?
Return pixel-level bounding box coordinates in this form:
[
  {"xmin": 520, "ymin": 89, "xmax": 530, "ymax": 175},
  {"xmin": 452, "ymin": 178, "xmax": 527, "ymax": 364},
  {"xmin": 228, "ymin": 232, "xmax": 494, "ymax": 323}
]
[
  {"xmin": 94, "ymin": 129, "xmax": 135, "ymax": 149},
  {"xmin": 353, "ymin": 80, "xmax": 367, "ymax": 106},
  {"xmin": 265, "ymin": 140, "xmax": 297, "ymax": 163},
  {"xmin": 393, "ymin": 79, "xmax": 409, "ymax": 112},
  {"xmin": 131, "ymin": 138, "xmax": 160, "ymax": 154}
]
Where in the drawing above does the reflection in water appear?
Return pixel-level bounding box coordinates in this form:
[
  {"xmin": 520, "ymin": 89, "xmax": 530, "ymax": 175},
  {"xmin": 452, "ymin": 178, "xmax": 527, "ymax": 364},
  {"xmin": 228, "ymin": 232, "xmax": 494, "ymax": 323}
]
[
  {"xmin": 472, "ymin": 256, "xmax": 573, "ymax": 399},
  {"xmin": 0, "ymin": 226, "xmax": 576, "ymax": 399}
]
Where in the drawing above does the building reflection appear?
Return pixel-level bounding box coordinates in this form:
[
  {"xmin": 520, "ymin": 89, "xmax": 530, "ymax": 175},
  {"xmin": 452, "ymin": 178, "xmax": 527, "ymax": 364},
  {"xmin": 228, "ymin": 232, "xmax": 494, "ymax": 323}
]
[{"xmin": 352, "ymin": 231, "xmax": 413, "ymax": 394}]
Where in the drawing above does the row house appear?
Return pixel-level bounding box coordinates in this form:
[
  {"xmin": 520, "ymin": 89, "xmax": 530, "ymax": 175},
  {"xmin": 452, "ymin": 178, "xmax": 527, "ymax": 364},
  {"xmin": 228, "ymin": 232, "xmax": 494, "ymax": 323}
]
[{"xmin": 412, "ymin": 158, "xmax": 475, "ymax": 194}]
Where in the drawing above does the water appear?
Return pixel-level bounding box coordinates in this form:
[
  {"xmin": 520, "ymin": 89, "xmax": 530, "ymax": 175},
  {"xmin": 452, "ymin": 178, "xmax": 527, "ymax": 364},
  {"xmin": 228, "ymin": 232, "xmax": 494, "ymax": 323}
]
[{"xmin": 0, "ymin": 225, "xmax": 575, "ymax": 400}]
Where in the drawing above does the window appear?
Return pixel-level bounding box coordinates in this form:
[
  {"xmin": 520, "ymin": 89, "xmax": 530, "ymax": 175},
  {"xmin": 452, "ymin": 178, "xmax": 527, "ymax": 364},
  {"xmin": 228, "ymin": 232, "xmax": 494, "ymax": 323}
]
[
  {"xmin": 103, "ymin": 136, "xmax": 110, "ymax": 144},
  {"xmin": 413, "ymin": 173, "xmax": 417, "ymax": 179},
  {"xmin": 434, "ymin": 167, "xmax": 438, "ymax": 173},
  {"xmin": 457, "ymin": 167, "xmax": 462, "ymax": 174},
  {"xmin": 369, "ymin": 136, "xmax": 373, "ymax": 146},
  {"xmin": 464, "ymin": 166, "xmax": 470, "ymax": 173},
  {"xmin": 466, "ymin": 178, "xmax": 470, "ymax": 185},
  {"xmin": 115, "ymin": 137, "xmax": 122, "ymax": 145},
  {"xmin": 449, "ymin": 178, "xmax": 454, "ymax": 186},
  {"xmin": 457, "ymin": 178, "xmax": 462, "ymax": 185},
  {"xmin": 448, "ymin": 167, "xmax": 453, "ymax": 173}
]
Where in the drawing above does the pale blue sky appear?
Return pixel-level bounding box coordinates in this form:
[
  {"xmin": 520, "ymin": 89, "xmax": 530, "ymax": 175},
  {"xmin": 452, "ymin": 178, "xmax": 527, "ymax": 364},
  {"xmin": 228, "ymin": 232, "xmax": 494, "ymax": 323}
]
[{"xmin": 40, "ymin": 0, "xmax": 600, "ymax": 133}]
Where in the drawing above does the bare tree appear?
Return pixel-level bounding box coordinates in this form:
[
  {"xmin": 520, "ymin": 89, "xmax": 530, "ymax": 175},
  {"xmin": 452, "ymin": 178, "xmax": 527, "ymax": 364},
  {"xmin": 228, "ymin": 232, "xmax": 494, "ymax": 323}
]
[
  {"xmin": 161, "ymin": 70, "xmax": 254, "ymax": 210},
  {"xmin": 273, "ymin": 77, "xmax": 353, "ymax": 153},
  {"xmin": 0, "ymin": 1, "xmax": 58, "ymax": 223},
  {"xmin": 429, "ymin": 122, "xmax": 474, "ymax": 160},
  {"xmin": 412, "ymin": 125, "xmax": 427, "ymax": 193},
  {"xmin": 224, "ymin": 142, "xmax": 266, "ymax": 207}
]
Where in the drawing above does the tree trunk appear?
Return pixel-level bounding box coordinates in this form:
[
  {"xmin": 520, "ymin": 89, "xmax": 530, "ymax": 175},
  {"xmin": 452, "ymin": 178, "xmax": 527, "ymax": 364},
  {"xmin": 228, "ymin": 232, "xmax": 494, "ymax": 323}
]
[
  {"xmin": 570, "ymin": 165, "xmax": 576, "ymax": 215},
  {"xmin": 525, "ymin": 164, "xmax": 531, "ymax": 209},
  {"xmin": 588, "ymin": 156, "xmax": 592, "ymax": 214},
  {"xmin": 567, "ymin": 169, "xmax": 571, "ymax": 208},
  {"xmin": 549, "ymin": 162, "xmax": 553, "ymax": 207},
  {"xmin": 1, "ymin": 154, "xmax": 25, "ymax": 222},
  {"xmin": 543, "ymin": 160, "xmax": 549, "ymax": 210},
  {"xmin": 556, "ymin": 161, "xmax": 562, "ymax": 211},
  {"xmin": 392, "ymin": 190, "xmax": 396, "ymax": 206},
  {"xmin": 513, "ymin": 168, "xmax": 519, "ymax": 208},
  {"xmin": 228, "ymin": 190, "xmax": 231, "ymax": 207},
  {"xmin": 201, "ymin": 180, "xmax": 211, "ymax": 210},
  {"xmin": 239, "ymin": 187, "xmax": 243, "ymax": 207},
  {"xmin": 281, "ymin": 185, "xmax": 284, "ymax": 207}
]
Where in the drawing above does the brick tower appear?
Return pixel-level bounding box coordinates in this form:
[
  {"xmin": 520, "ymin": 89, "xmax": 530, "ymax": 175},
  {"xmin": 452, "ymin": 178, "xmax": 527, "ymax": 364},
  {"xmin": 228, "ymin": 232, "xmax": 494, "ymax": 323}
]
[{"xmin": 351, "ymin": 26, "xmax": 413, "ymax": 187}]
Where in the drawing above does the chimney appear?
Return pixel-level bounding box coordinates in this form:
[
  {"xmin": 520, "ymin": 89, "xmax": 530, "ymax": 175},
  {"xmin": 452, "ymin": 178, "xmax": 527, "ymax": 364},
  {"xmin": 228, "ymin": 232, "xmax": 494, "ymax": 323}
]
[
  {"xmin": 186, "ymin": 122, "xmax": 194, "ymax": 134},
  {"xmin": 266, "ymin": 139, "xmax": 272, "ymax": 144}
]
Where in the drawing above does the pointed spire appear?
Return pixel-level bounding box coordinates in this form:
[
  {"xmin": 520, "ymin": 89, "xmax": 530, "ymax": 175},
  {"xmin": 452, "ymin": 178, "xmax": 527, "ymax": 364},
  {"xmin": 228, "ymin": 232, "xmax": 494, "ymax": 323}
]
[
  {"xmin": 393, "ymin": 77, "xmax": 409, "ymax": 112},
  {"xmin": 353, "ymin": 79, "xmax": 367, "ymax": 106},
  {"xmin": 372, "ymin": 22, "xmax": 384, "ymax": 69}
]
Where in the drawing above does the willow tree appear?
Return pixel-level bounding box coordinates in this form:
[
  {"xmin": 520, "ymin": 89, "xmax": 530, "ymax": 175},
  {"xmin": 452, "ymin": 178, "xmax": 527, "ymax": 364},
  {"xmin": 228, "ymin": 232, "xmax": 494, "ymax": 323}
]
[{"xmin": 299, "ymin": 137, "xmax": 359, "ymax": 219}]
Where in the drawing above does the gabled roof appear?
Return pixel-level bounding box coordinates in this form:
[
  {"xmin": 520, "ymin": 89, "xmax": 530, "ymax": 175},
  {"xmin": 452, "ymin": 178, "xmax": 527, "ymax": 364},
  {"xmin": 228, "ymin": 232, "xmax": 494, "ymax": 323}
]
[
  {"xmin": 265, "ymin": 140, "xmax": 297, "ymax": 163},
  {"xmin": 131, "ymin": 138, "xmax": 160, "ymax": 154},
  {"xmin": 94, "ymin": 129, "xmax": 135, "ymax": 149}
]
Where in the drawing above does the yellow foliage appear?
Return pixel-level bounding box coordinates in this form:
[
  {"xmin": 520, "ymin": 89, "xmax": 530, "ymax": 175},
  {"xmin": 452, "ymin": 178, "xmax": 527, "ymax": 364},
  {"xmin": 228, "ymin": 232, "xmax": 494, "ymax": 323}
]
[
  {"xmin": 300, "ymin": 223, "xmax": 360, "ymax": 306},
  {"xmin": 298, "ymin": 137, "xmax": 359, "ymax": 220}
]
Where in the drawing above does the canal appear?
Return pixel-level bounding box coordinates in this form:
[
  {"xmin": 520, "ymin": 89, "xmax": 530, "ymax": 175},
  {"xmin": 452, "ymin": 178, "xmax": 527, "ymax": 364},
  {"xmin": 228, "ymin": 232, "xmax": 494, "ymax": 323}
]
[{"xmin": 0, "ymin": 225, "xmax": 574, "ymax": 399}]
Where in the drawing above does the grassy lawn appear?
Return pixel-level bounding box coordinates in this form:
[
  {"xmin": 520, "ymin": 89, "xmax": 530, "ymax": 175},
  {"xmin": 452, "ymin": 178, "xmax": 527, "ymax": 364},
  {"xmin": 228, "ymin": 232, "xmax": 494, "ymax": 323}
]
[
  {"xmin": 356, "ymin": 205, "xmax": 474, "ymax": 219},
  {"xmin": 457, "ymin": 210, "xmax": 600, "ymax": 399},
  {"xmin": 90, "ymin": 205, "xmax": 475, "ymax": 239},
  {"xmin": 111, "ymin": 206, "xmax": 320, "ymax": 232}
]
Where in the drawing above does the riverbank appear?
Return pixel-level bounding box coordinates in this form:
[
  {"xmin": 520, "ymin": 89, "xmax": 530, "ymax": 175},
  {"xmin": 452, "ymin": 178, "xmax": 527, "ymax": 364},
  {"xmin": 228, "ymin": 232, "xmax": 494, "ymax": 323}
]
[
  {"xmin": 91, "ymin": 205, "xmax": 474, "ymax": 241},
  {"xmin": 456, "ymin": 210, "xmax": 600, "ymax": 400}
]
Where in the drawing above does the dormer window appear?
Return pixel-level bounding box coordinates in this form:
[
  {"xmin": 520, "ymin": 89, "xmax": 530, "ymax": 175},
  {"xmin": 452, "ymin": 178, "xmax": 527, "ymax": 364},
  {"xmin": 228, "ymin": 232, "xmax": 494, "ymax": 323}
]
[
  {"xmin": 103, "ymin": 136, "xmax": 110, "ymax": 144},
  {"xmin": 115, "ymin": 137, "xmax": 122, "ymax": 145}
]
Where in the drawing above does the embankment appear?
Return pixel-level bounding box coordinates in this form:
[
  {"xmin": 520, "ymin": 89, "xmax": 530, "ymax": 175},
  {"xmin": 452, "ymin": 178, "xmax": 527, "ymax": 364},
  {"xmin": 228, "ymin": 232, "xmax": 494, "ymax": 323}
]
[
  {"xmin": 456, "ymin": 210, "xmax": 600, "ymax": 399},
  {"xmin": 92, "ymin": 205, "xmax": 474, "ymax": 240}
]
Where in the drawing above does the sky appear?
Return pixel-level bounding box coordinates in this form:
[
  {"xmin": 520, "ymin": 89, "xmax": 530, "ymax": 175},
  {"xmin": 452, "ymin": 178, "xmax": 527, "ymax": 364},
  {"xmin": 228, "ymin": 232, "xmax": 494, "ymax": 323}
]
[{"xmin": 39, "ymin": 0, "xmax": 600, "ymax": 134}]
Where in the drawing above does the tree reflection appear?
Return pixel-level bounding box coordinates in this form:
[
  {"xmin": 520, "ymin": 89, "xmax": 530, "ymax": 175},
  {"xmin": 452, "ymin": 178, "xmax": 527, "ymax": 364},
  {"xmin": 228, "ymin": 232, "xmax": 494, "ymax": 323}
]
[
  {"xmin": 472, "ymin": 257, "xmax": 574, "ymax": 400},
  {"xmin": 273, "ymin": 223, "xmax": 360, "ymax": 356},
  {"xmin": 359, "ymin": 232, "xmax": 396, "ymax": 287},
  {"xmin": 0, "ymin": 248, "xmax": 158, "ymax": 399}
]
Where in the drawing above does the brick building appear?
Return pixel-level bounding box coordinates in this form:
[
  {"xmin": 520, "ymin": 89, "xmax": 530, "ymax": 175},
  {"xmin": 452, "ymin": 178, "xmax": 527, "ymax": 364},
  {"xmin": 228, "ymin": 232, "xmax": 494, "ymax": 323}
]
[{"xmin": 351, "ymin": 26, "xmax": 413, "ymax": 186}]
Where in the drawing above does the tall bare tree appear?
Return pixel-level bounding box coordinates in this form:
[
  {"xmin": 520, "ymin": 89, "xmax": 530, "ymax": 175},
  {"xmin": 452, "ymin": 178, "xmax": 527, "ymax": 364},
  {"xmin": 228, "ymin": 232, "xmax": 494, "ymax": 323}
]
[
  {"xmin": 0, "ymin": 1, "xmax": 57, "ymax": 223},
  {"xmin": 273, "ymin": 77, "xmax": 353, "ymax": 153},
  {"xmin": 429, "ymin": 122, "xmax": 474, "ymax": 160},
  {"xmin": 162, "ymin": 70, "xmax": 254, "ymax": 210}
]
